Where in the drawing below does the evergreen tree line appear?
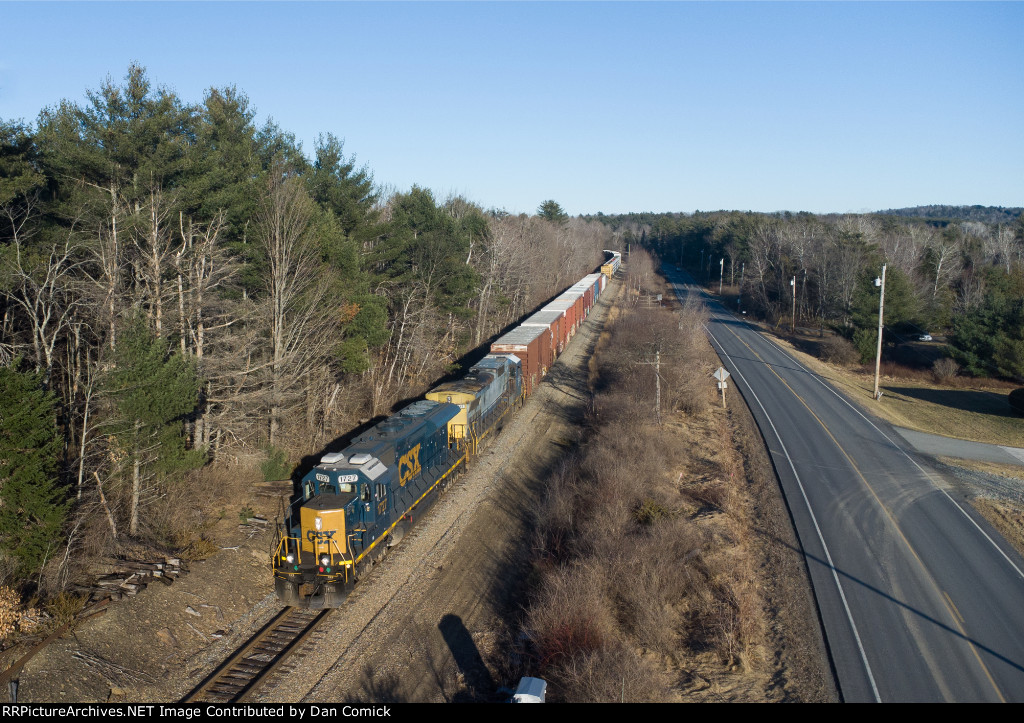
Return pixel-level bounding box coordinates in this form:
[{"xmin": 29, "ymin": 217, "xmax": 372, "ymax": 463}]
[
  {"xmin": 0, "ymin": 65, "xmax": 612, "ymax": 591},
  {"xmin": 593, "ymin": 210, "xmax": 1024, "ymax": 377}
]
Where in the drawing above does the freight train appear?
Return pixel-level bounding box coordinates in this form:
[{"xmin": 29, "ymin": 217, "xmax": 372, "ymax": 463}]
[{"xmin": 273, "ymin": 252, "xmax": 621, "ymax": 608}]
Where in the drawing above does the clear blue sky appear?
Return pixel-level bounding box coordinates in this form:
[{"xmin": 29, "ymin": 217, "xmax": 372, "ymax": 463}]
[{"xmin": 2, "ymin": 1, "xmax": 1021, "ymax": 216}]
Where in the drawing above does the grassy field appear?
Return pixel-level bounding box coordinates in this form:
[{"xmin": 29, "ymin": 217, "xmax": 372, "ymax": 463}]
[
  {"xmin": 764, "ymin": 332, "xmax": 1024, "ymax": 449},
  {"xmin": 973, "ymin": 498, "xmax": 1024, "ymax": 557}
]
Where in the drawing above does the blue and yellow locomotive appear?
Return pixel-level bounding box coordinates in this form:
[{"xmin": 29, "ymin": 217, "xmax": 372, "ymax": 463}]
[
  {"xmin": 273, "ymin": 354, "xmax": 524, "ymax": 608},
  {"xmin": 271, "ymin": 250, "xmax": 622, "ymax": 608}
]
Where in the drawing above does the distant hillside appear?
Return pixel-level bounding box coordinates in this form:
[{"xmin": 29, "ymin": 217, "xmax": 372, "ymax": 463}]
[{"xmin": 878, "ymin": 205, "xmax": 1023, "ymax": 224}]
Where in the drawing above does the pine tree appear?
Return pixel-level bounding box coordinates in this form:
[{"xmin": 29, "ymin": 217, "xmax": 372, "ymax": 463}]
[
  {"xmin": 105, "ymin": 317, "xmax": 203, "ymax": 536},
  {"xmin": 538, "ymin": 199, "xmax": 569, "ymax": 225},
  {"xmin": 0, "ymin": 363, "xmax": 67, "ymax": 579}
]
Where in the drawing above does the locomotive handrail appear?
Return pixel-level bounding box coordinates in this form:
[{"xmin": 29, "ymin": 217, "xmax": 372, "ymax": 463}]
[
  {"xmin": 274, "ymin": 535, "xmax": 352, "ymax": 577},
  {"xmin": 273, "ymin": 536, "xmax": 299, "ymax": 567}
]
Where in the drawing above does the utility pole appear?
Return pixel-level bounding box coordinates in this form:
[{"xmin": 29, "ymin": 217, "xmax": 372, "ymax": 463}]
[
  {"xmin": 699, "ymin": 249, "xmax": 704, "ymax": 278},
  {"xmin": 790, "ymin": 276, "xmax": 796, "ymax": 333},
  {"xmin": 719, "ymin": 258, "xmax": 724, "ymax": 295},
  {"xmin": 640, "ymin": 350, "xmax": 662, "ymax": 424},
  {"xmin": 873, "ymin": 264, "xmax": 887, "ymax": 401},
  {"xmin": 655, "ymin": 350, "xmax": 661, "ymax": 425}
]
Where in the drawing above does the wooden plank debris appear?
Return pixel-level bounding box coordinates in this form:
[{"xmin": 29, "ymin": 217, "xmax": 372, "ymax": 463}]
[{"xmin": 83, "ymin": 556, "xmax": 186, "ymax": 605}]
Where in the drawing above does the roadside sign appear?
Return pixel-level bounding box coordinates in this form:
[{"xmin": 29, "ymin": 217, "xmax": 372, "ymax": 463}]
[{"xmin": 713, "ymin": 367, "xmax": 730, "ymax": 407}]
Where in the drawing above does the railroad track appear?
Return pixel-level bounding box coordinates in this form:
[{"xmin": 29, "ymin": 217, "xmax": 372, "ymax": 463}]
[{"xmin": 182, "ymin": 606, "xmax": 333, "ymax": 703}]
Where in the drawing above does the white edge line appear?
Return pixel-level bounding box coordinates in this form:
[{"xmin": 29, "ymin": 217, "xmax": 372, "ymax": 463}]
[
  {"xmin": 748, "ymin": 319, "xmax": 1024, "ymax": 583},
  {"xmin": 675, "ymin": 279, "xmax": 882, "ymax": 702}
]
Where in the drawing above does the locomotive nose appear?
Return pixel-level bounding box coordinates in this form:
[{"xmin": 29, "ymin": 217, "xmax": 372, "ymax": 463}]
[{"xmin": 300, "ymin": 500, "xmax": 346, "ymax": 561}]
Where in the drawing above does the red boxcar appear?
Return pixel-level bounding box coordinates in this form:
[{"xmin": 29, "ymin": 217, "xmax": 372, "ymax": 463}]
[
  {"xmin": 544, "ymin": 298, "xmax": 577, "ymax": 342},
  {"xmin": 523, "ymin": 309, "xmax": 565, "ymax": 357}
]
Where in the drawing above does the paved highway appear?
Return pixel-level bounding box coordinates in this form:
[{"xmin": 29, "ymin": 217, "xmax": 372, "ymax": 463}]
[{"xmin": 669, "ymin": 270, "xmax": 1024, "ymax": 702}]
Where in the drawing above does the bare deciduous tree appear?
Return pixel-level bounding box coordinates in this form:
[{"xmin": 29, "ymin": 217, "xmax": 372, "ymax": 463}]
[
  {"xmin": 255, "ymin": 170, "xmax": 335, "ymax": 446},
  {"xmin": 4, "ymin": 229, "xmax": 85, "ymax": 386}
]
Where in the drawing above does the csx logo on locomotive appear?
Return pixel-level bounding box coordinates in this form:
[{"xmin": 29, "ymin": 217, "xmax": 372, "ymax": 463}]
[
  {"xmin": 307, "ymin": 529, "xmax": 337, "ymax": 542},
  {"xmin": 398, "ymin": 443, "xmax": 422, "ymax": 486}
]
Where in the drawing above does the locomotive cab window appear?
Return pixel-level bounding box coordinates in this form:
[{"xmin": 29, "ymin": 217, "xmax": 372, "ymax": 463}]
[
  {"xmin": 375, "ymin": 483, "xmax": 386, "ymax": 500},
  {"xmin": 361, "ymin": 484, "xmax": 371, "ymax": 503}
]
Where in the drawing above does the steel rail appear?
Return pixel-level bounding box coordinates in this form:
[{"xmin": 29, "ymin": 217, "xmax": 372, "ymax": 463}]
[{"xmin": 182, "ymin": 606, "xmax": 332, "ymax": 703}]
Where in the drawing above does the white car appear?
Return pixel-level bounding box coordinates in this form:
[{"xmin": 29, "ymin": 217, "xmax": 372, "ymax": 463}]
[{"xmin": 918, "ymin": 334, "xmax": 932, "ymax": 342}]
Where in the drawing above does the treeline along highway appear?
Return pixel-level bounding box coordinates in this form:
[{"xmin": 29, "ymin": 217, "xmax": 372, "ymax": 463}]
[{"xmin": 667, "ymin": 268, "xmax": 1024, "ymax": 702}]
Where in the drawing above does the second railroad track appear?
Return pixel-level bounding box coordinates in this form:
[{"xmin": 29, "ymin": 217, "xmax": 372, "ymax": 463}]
[{"xmin": 182, "ymin": 606, "xmax": 332, "ymax": 703}]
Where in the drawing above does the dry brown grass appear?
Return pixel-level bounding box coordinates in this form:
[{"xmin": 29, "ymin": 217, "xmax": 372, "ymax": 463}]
[
  {"xmin": 149, "ymin": 463, "xmax": 258, "ymax": 551},
  {"xmin": 768, "ymin": 333, "xmax": 1024, "ymax": 447},
  {"xmin": 936, "ymin": 457, "xmax": 1024, "ymax": 482},
  {"xmin": 972, "ymin": 498, "xmax": 1024, "ymax": 559},
  {"xmin": 521, "ymin": 295, "xmax": 786, "ymax": 701}
]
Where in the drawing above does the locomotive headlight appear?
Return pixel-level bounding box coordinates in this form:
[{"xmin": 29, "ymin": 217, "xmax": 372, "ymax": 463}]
[
  {"xmin": 314, "ymin": 517, "xmax": 323, "ymax": 531},
  {"xmin": 286, "ymin": 554, "xmax": 294, "ymax": 563},
  {"xmin": 320, "ymin": 555, "xmax": 329, "ymax": 566}
]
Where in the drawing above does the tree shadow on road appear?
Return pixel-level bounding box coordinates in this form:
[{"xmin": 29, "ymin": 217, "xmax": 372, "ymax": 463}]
[{"xmin": 887, "ymin": 386, "xmax": 1019, "ymax": 419}]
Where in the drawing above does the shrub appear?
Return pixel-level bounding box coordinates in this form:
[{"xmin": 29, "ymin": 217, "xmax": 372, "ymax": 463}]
[
  {"xmin": 931, "ymin": 357, "xmax": 960, "ymax": 384},
  {"xmin": 819, "ymin": 335, "xmax": 859, "ymax": 365},
  {"xmin": 852, "ymin": 328, "xmax": 878, "ymax": 365},
  {"xmin": 260, "ymin": 446, "xmax": 292, "ymax": 482},
  {"xmin": 528, "ymin": 564, "xmax": 614, "ymax": 669},
  {"xmin": 181, "ymin": 537, "xmax": 218, "ymax": 561},
  {"xmin": 1009, "ymin": 388, "xmax": 1024, "ymax": 415},
  {"xmin": 551, "ymin": 640, "xmax": 673, "ymax": 702},
  {"xmin": 45, "ymin": 592, "xmax": 86, "ymax": 627},
  {"xmin": 633, "ymin": 498, "xmax": 674, "ymax": 526}
]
